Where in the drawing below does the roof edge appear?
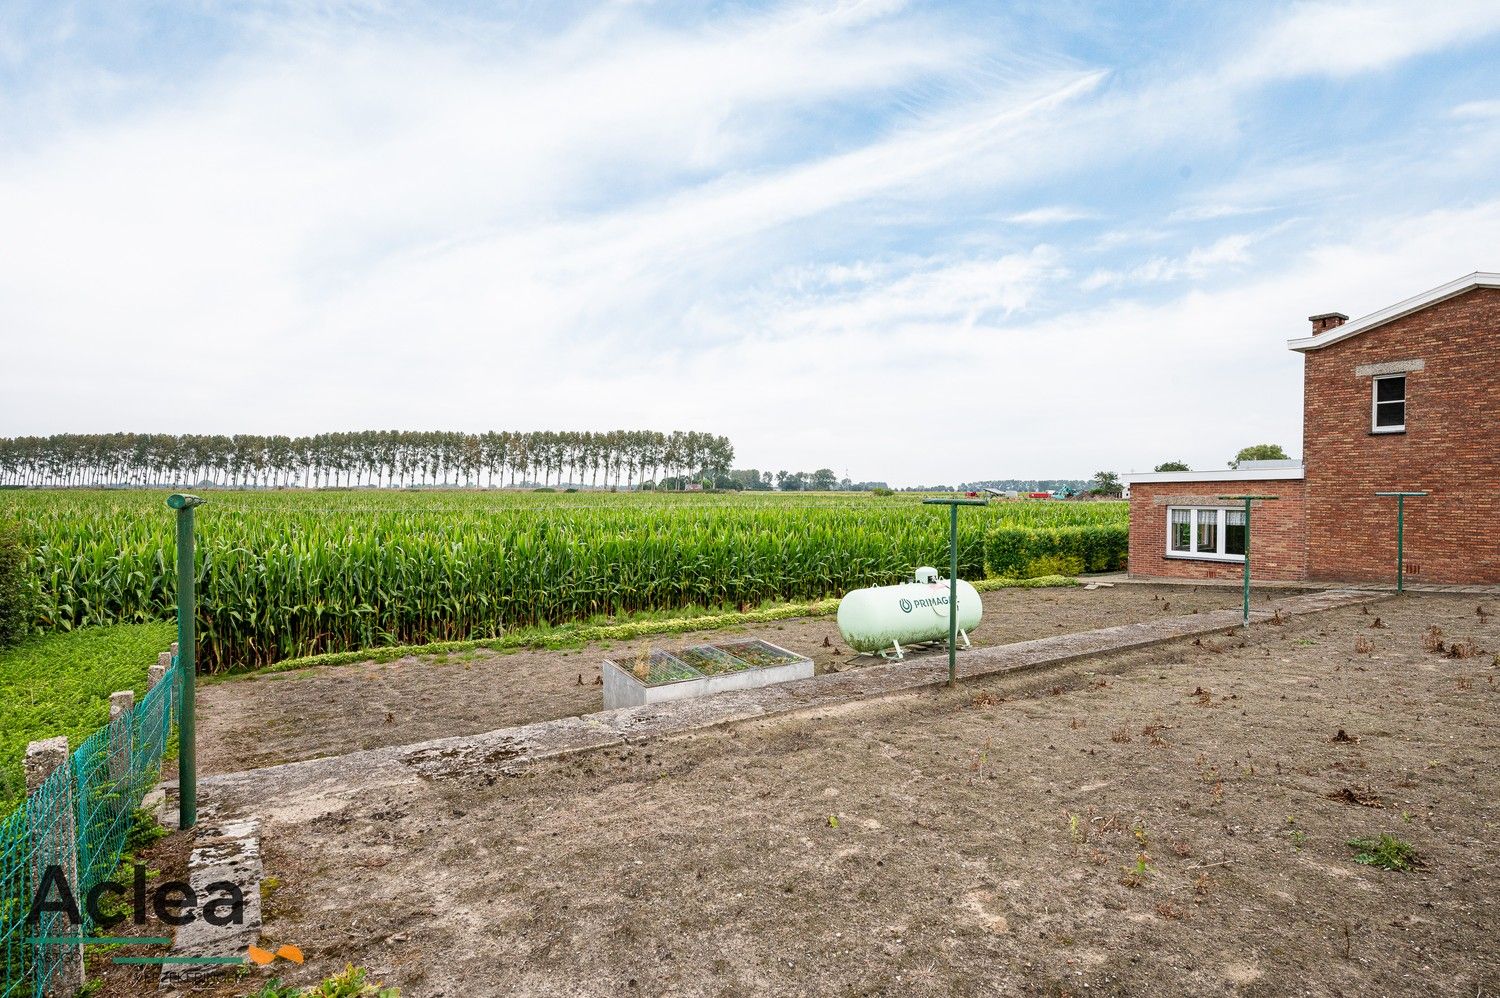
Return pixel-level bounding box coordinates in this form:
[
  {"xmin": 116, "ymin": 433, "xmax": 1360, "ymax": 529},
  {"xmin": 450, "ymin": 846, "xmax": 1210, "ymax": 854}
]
[
  {"xmin": 1287, "ymin": 271, "xmax": 1500, "ymax": 352},
  {"xmin": 1121, "ymin": 467, "xmax": 1305, "ymax": 485}
]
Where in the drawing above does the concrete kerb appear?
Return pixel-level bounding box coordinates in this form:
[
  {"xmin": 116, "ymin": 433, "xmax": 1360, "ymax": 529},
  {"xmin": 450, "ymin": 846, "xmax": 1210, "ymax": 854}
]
[
  {"xmin": 157, "ymin": 798, "xmax": 264, "ymax": 989},
  {"xmin": 200, "ymin": 588, "xmax": 1389, "ymax": 819}
]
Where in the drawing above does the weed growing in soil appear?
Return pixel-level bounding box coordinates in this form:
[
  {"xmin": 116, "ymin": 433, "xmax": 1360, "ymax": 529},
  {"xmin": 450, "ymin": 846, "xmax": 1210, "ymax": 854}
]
[
  {"xmin": 1347, "ymin": 835, "xmax": 1423, "ymax": 871},
  {"xmin": 1120, "ymin": 853, "xmax": 1151, "ymax": 887},
  {"xmin": 245, "ymin": 965, "xmax": 398, "ymax": 998}
]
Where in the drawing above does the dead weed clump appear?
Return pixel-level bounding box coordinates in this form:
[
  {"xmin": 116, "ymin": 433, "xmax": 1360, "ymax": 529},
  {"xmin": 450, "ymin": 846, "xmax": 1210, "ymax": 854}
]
[
  {"xmin": 1445, "ymin": 639, "xmax": 1483, "ymax": 660},
  {"xmin": 1327, "ymin": 786, "xmax": 1384, "ymax": 808}
]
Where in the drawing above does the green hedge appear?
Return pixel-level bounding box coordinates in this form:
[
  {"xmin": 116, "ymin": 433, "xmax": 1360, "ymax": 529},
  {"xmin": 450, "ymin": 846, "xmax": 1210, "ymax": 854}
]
[
  {"xmin": 0, "ymin": 522, "xmax": 32, "ymax": 649},
  {"xmin": 984, "ymin": 524, "xmax": 1128, "ymax": 579}
]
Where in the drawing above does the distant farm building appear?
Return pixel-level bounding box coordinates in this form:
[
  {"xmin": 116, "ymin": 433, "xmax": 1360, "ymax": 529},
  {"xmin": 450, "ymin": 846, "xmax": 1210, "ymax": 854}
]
[{"xmin": 1122, "ymin": 272, "xmax": 1499, "ymax": 585}]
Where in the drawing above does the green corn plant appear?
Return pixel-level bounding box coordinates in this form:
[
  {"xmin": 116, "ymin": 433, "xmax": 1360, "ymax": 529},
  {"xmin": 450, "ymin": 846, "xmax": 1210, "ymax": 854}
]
[{"xmin": 0, "ymin": 490, "xmax": 1124, "ymax": 671}]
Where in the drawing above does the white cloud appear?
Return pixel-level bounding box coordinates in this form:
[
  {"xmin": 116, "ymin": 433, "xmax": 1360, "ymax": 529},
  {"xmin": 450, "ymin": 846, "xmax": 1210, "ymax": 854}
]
[
  {"xmin": 1228, "ymin": 0, "xmax": 1500, "ymax": 83},
  {"xmin": 1450, "ymin": 99, "xmax": 1500, "ymax": 119},
  {"xmin": 1004, "ymin": 206, "xmax": 1099, "ymax": 225},
  {"xmin": 673, "ymin": 199, "xmax": 1500, "ymax": 481},
  {"xmin": 1167, "ymin": 203, "xmax": 1275, "ymax": 223},
  {"xmin": 1080, "ymin": 232, "xmax": 1265, "ymax": 291}
]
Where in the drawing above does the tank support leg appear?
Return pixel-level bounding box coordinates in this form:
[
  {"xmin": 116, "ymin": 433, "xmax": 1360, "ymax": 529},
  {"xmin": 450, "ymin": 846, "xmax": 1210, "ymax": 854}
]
[
  {"xmin": 957, "ymin": 628, "xmax": 971, "ymax": 649},
  {"xmin": 881, "ymin": 639, "xmax": 904, "ymax": 661}
]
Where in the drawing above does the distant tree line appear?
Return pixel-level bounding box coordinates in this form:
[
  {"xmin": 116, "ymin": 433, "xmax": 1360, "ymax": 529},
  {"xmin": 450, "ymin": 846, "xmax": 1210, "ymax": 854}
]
[
  {"xmin": 716, "ymin": 469, "xmax": 888, "ymax": 492},
  {"xmin": 0, "ymin": 430, "xmax": 735, "ymax": 489},
  {"xmin": 904, "ymin": 479, "xmax": 1091, "ymax": 493}
]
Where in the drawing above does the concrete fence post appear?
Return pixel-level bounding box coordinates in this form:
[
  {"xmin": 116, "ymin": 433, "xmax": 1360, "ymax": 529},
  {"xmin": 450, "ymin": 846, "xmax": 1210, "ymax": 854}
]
[
  {"xmin": 109, "ymin": 690, "xmax": 135, "ymax": 789},
  {"xmin": 23, "ymin": 737, "xmax": 85, "ymax": 997},
  {"xmin": 149, "ymin": 651, "xmax": 170, "ymax": 689}
]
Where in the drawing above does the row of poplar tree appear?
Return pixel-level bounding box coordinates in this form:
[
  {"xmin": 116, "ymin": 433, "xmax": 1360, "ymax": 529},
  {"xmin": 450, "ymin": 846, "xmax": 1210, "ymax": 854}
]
[{"xmin": 0, "ymin": 430, "xmax": 736, "ymax": 489}]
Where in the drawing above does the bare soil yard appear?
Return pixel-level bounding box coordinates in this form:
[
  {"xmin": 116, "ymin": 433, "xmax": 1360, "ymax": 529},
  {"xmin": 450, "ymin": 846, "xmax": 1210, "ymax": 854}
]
[
  {"xmin": 176, "ymin": 591, "xmax": 1496, "ymax": 997},
  {"xmin": 197, "ymin": 585, "xmax": 1249, "ymax": 775}
]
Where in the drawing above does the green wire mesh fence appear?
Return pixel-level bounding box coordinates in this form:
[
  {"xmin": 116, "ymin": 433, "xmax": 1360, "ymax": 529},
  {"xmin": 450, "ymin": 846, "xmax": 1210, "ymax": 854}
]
[{"xmin": 0, "ymin": 653, "xmax": 178, "ymax": 998}]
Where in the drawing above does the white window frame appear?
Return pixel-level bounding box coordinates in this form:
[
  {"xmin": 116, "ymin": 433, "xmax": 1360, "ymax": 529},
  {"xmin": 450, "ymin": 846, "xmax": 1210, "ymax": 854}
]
[
  {"xmin": 1371, "ymin": 373, "xmax": 1406, "ymax": 433},
  {"xmin": 1165, "ymin": 506, "xmax": 1245, "ymax": 563}
]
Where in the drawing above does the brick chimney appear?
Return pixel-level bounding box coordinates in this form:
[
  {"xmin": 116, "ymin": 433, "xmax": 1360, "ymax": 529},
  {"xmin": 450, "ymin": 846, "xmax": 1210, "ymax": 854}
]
[{"xmin": 1308, "ymin": 312, "xmax": 1349, "ymax": 334}]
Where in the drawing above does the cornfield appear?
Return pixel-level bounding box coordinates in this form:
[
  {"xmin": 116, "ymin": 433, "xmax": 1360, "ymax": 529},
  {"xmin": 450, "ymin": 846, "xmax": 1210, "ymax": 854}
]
[{"xmin": 0, "ymin": 490, "xmax": 1127, "ymax": 671}]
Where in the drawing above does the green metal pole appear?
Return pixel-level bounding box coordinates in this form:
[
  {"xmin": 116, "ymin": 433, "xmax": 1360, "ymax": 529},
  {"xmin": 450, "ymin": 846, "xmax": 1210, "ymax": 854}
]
[
  {"xmin": 169, "ymin": 494, "xmax": 203, "ymax": 830},
  {"xmin": 922, "ymin": 496, "xmax": 985, "ymax": 688},
  {"xmin": 1241, "ymin": 497, "xmax": 1252, "ymax": 628},
  {"xmin": 1220, "ymin": 494, "xmax": 1277, "ymax": 628},
  {"xmin": 1396, "ymin": 494, "xmax": 1405, "ymax": 594},
  {"xmin": 1375, "ymin": 492, "xmax": 1424, "ymax": 592},
  {"xmin": 948, "ymin": 504, "xmax": 958, "ymax": 688}
]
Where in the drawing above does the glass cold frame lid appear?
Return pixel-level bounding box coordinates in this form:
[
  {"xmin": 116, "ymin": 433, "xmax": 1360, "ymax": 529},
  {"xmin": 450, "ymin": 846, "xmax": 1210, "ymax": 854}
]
[
  {"xmin": 674, "ymin": 644, "xmax": 752, "ymax": 675},
  {"xmin": 613, "ymin": 639, "xmax": 806, "ymax": 686},
  {"xmin": 712, "ymin": 639, "xmax": 801, "ymax": 669},
  {"xmin": 619, "ymin": 649, "xmax": 700, "ymax": 685}
]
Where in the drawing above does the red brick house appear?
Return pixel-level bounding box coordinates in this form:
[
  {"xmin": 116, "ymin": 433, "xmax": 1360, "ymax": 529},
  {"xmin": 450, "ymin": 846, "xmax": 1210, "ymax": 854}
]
[{"xmin": 1122, "ymin": 272, "xmax": 1499, "ymax": 585}]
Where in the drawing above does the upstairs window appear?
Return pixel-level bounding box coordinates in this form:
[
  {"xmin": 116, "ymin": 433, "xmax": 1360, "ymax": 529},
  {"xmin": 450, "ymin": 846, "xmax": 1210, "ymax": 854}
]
[{"xmin": 1373, "ymin": 374, "xmax": 1406, "ymax": 433}]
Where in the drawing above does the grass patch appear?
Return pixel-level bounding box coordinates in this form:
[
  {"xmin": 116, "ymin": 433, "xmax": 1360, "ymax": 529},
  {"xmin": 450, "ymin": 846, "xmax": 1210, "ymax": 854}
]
[
  {"xmin": 212, "ymin": 575, "xmax": 1078, "ymax": 680},
  {"xmin": 1347, "ymin": 834, "xmax": 1423, "ymax": 871},
  {"xmin": 0, "ymin": 621, "xmax": 175, "ymax": 809}
]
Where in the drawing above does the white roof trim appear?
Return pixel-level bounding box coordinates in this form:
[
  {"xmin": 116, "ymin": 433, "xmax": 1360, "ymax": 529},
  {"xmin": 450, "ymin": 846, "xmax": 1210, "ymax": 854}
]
[
  {"xmin": 1287, "ymin": 271, "xmax": 1500, "ymax": 352},
  {"xmin": 1120, "ymin": 467, "xmax": 1304, "ymax": 485}
]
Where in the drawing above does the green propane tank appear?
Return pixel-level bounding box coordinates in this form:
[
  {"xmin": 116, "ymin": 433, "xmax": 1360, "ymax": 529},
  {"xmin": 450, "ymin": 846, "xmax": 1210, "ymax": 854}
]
[{"xmin": 836, "ymin": 567, "xmax": 982, "ymax": 657}]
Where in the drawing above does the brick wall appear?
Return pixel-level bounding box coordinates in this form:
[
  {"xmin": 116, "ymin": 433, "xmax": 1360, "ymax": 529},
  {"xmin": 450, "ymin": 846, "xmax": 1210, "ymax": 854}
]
[
  {"xmin": 1126, "ymin": 479, "xmax": 1307, "ymax": 581},
  {"xmin": 1302, "ymin": 287, "xmax": 1500, "ymax": 584}
]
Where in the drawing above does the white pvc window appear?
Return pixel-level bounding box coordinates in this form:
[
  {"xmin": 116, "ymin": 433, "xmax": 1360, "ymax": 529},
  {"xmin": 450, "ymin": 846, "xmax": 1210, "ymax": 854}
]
[
  {"xmin": 1372, "ymin": 374, "xmax": 1406, "ymax": 433},
  {"xmin": 1165, "ymin": 507, "xmax": 1244, "ymax": 562}
]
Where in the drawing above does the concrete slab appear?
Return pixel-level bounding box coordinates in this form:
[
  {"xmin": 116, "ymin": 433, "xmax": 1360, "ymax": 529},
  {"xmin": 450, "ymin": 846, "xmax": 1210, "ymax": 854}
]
[{"xmin": 158, "ymin": 800, "xmax": 263, "ymax": 988}]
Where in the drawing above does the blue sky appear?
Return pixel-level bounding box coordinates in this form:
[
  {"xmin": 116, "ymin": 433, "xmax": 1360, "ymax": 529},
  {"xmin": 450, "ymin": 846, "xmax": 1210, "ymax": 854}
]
[{"xmin": 2, "ymin": 0, "xmax": 1497, "ymax": 485}]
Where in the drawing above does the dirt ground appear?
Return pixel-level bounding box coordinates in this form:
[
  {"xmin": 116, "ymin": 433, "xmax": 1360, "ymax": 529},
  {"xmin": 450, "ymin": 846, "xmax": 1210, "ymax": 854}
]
[
  {"xmin": 173, "ymin": 590, "xmax": 1498, "ymax": 997},
  {"xmin": 197, "ymin": 585, "xmax": 1251, "ymax": 775}
]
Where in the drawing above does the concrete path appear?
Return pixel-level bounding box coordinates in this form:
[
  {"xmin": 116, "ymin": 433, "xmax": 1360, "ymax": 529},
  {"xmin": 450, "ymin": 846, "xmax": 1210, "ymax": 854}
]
[{"xmin": 202, "ymin": 587, "xmax": 1386, "ymax": 822}]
